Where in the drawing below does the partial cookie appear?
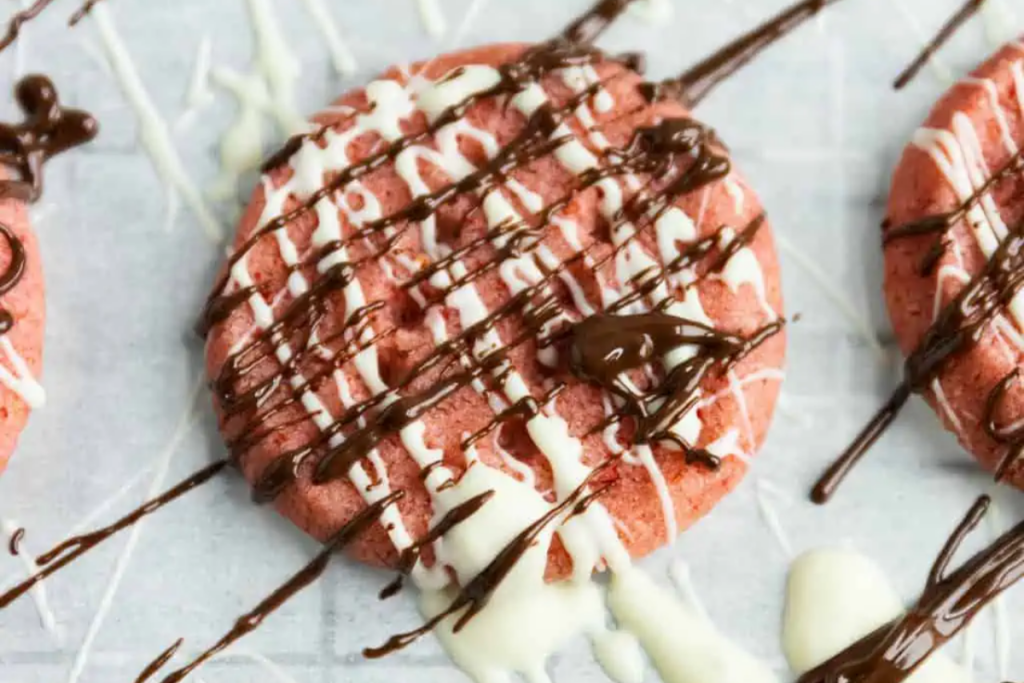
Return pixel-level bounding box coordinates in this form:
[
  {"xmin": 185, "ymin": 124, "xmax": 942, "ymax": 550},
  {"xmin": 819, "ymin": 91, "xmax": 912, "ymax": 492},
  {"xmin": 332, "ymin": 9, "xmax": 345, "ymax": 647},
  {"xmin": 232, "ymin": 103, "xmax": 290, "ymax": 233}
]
[
  {"xmin": 886, "ymin": 41, "xmax": 1024, "ymax": 489},
  {"xmin": 204, "ymin": 43, "xmax": 786, "ymax": 577},
  {"xmin": 0, "ymin": 171, "xmax": 45, "ymax": 475}
]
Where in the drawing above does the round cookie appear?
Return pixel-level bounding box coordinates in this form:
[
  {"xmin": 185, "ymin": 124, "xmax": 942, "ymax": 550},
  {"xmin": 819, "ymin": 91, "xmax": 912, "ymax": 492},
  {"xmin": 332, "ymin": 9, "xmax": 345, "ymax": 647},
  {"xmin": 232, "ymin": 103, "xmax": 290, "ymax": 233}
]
[
  {"xmin": 204, "ymin": 43, "xmax": 786, "ymax": 577},
  {"xmin": 0, "ymin": 171, "xmax": 45, "ymax": 475},
  {"xmin": 886, "ymin": 41, "xmax": 1024, "ymax": 489}
]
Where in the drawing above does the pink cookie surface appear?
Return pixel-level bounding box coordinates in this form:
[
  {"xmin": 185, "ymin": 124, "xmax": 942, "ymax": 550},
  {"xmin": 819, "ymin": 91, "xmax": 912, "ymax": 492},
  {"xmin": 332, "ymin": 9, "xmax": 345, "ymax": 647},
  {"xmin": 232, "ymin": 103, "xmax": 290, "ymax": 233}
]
[
  {"xmin": 887, "ymin": 41, "xmax": 1024, "ymax": 489},
  {"xmin": 0, "ymin": 174, "xmax": 45, "ymax": 475},
  {"xmin": 205, "ymin": 44, "xmax": 787, "ymax": 578}
]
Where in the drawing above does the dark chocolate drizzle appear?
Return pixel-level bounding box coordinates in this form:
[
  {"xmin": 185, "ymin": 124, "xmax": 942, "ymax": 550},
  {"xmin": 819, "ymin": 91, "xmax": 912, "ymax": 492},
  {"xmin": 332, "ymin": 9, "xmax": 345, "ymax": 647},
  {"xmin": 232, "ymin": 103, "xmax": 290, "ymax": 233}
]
[
  {"xmin": 817, "ymin": 214, "xmax": 1024, "ymax": 503},
  {"xmin": 0, "ymin": 0, "xmax": 55, "ymax": 53},
  {"xmin": 893, "ymin": 0, "xmax": 988, "ymax": 90},
  {"xmin": 883, "ymin": 147, "xmax": 1024, "ymax": 276},
  {"xmin": 0, "ymin": 0, "xmax": 103, "ymax": 52},
  {"xmin": 569, "ymin": 311, "xmax": 782, "ymax": 465},
  {"xmin": 0, "ymin": 460, "xmax": 228, "ymax": 610},
  {"xmin": 219, "ymin": 103, "xmax": 753, "ymax": 501},
  {"xmin": 0, "ymin": 75, "xmax": 96, "ymax": 360},
  {"xmin": 981, "ymin": 368, "xmax": 1024, "ymax": 482},
  {"xmin": 379, "ymin": 489, "xmax": 495, "ymax": 600},
  {"xmin": 0, "ymin": 75, "xmax": 99, "ymax": 203},
  {"xmin": 7, "ymin": 526, "xmax": 25, "ymax": 556},
  {"xmin": 797, "ymin": 495, "xmax": 1024, "ymax": 683},
  {"xmin": 560, "ymin": 0, "xmax": 639, "ymax": 46},
  {"xmin": 69, "ymin": 0, "xmax": 106, "ymax": 27},
  {"xmin": 364, "ymin": 463, "xmax": 614, "ymax": 658},
  {"xmin": 139, "ymin": 492, "xmax": 404, "ymax": 683},
  {"xmin": 644, "ymin": 0, "xmax": 847, "ymax": 107}
]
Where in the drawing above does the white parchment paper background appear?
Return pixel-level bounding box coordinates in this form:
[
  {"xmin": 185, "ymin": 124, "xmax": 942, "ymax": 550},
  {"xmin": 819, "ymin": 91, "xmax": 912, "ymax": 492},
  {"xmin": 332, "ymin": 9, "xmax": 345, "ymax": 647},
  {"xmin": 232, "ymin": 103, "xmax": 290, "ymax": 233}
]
[{"xmin": 0, "ymin": 0, "xmax": 1021, "ymax": 681}]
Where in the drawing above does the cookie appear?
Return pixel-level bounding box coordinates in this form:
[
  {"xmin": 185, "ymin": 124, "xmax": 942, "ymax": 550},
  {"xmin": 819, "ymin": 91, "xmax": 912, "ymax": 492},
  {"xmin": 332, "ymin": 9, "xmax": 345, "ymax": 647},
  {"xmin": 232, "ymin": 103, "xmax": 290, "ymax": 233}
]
[
  {"xmin": 203, "ymin": 42, "xmax": 786, "ymax": 577},
  {"xmin": 886, "ymin": 41, "xmax": 1024, "ymax": 488},
  {"xmin": 0, "ymin": 170, "xmax": 46, "ymax": 475}
]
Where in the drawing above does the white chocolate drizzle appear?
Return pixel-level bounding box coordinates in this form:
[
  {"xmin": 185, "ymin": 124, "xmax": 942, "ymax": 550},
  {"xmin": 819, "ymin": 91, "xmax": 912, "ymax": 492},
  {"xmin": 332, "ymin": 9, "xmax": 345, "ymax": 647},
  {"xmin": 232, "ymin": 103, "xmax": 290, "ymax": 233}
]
[{"xmin": 88, "ymin": 3, "xmax": 223, "ymax": 240}]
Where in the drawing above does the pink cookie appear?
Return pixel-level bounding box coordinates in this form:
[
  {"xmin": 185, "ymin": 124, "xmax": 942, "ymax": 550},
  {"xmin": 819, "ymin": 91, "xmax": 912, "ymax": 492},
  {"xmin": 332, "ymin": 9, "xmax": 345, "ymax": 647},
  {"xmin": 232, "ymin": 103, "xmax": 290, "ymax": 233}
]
[
  {"xmin": 0, "ymin": 170, "xmax": 45, "ymax": 475},
  {"xmin": 886, "ymin": 41, "xmax": 1024, "ymax": 489},
  {"xmin": 204, "ymin": 44, "xmax": 786, "ymax": 578}
]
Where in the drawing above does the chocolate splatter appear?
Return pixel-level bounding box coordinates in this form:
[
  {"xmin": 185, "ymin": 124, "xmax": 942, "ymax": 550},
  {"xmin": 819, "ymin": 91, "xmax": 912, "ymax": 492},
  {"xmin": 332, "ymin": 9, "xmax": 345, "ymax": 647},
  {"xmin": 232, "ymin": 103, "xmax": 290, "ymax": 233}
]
[{"xmin": 797, "ymin": 495, "xmax": 1023, "ymax": 683}]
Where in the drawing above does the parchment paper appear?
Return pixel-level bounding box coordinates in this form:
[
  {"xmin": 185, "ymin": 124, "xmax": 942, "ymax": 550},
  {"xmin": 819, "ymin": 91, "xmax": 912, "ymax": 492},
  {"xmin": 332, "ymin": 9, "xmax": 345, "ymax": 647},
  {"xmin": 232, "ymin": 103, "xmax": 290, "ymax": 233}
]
[{"xmin": 0, "ymin": 1, "xmax": 1021, "ymax": 681}]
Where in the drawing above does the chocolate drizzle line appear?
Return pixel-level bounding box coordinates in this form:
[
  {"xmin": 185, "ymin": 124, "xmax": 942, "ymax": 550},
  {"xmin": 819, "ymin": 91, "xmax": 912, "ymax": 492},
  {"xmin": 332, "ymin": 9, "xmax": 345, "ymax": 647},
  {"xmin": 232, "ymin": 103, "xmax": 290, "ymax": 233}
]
[
  {"xmin": 364, "ymin": 463, "xmax": 614, "ymax": 658},
  {"xmin": 139, "ymin": 492, "xmax": 404, "ymax": 683},
  {"xmin": 643, "ymin": 0, "xmax": 847, "ymax": 107},
  {"xmin": 560, "ymin": 0, "xmax": 639, "ymax": 46},
  {"xmin": 379, "ymin": 490, "xmax": 495, "ymax": 600},
  {"xmin": 7, "ymin": 527, "xmax": 24, "ymax": 556},
  {"xmin": 0, "ymin": 222, "xmax": 26, "ymax": 335},
  {"xmin": 135, "ymin": 639, "xmax": 183, "ymax": 683},
  {"xmin": 0, "ymin": 75, "xmax": 99, "ymax": 203},
  {"xmin": 0, "ymin": 0, "xmax": 104, "ymax": 52},
  {"xmin": 884, "ymin": 146, "xmax": 1024, "ymax": 275},
  {"xmin": 797, "ymin": 495, "xmax": 1024, "ymax": 683},
  {"xmin": 982, "ymin": 368, "xmax": 1024, "ymax": 482},
  {"xmin": 893, "ymin": 0, "xmax": 987, "ymax": 90},
  {"xmin": 0, "ymin": 0, "xmax": 55, "ymax": 53},
  {"xmin": 816, "ymin": 216, "xmax": 1024, "ymax": 503},
  {"xmin": 69, "ymin": 0, "xmax": 106, "ymax": 27},
  {"xmin": 0, "ymin": 460, "xmax": 227, "ymax": 611}
]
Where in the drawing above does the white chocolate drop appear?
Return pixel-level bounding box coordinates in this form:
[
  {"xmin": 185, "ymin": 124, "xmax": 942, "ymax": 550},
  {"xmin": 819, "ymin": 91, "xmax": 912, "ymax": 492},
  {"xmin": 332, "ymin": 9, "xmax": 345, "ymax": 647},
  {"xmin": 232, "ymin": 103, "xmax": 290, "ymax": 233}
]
[{"xmin": 783, "ymin": 549, "xmax": 973, "ymax": 683}]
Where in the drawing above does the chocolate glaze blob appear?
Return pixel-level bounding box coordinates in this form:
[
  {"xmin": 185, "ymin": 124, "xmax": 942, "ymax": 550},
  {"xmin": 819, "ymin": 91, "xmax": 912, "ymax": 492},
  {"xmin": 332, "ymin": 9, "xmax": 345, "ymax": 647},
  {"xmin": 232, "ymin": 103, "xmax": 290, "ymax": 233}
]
[{"xmin": 0, "ymin": 74, "xmax": 99, "ymax": 202}]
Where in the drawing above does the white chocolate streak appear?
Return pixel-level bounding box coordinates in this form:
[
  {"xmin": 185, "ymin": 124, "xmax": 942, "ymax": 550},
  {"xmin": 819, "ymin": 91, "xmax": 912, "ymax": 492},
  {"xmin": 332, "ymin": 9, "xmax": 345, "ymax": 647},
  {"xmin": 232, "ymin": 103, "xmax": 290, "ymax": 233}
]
[
  {"xmin": 210, "ymin": 0, "xmax": 311, "ymax": 202},
  {"xmin": 297, "ymin": 0, "xmax": 358, "ymax": 77},
  {"xmin": 64, "ymin": 379, "xmax": 204, "ymax": 683},
  {"xmin": 174, "ymin": 35, "xmax": 213, "ymax": 132},
  {"xmin": 416, "ymin": 0, "xmax": 447, "ymax": 40},
  {"xmin": 609, "ymin": 567, "xmax": 775, "ymax": 683},
  {"xmin": 89, "ymin": 3, "xmax": 223, "ymax": 240},
  {"xmin": 0, "ymin": 336, "xmax": 44, "ymax": 408},
  {"xmin": 783, "ymin": 549, "xmax": 973, "ymax": 683},
  {"xmin": 1, "ymin": 518, "xmax": 58, "ymax": 640}
]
